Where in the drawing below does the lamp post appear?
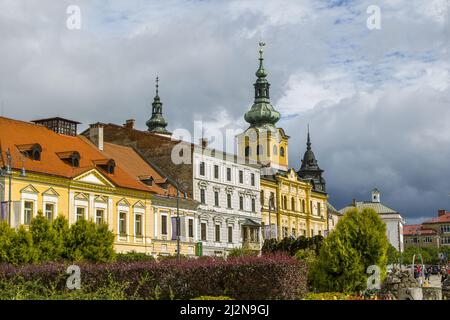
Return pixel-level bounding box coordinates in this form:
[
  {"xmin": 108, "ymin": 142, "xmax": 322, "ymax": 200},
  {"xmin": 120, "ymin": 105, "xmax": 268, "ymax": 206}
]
[
  {"xmin": 5, "ymin": 149, "xmax": 12, "ymax": 225},
  {"xmin": 176, "ymin": 180, "xmax": 180, "ymax": 262}
]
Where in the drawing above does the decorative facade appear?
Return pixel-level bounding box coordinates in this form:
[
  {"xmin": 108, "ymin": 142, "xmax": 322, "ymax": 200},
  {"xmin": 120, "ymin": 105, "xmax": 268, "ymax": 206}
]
[{"xmin": 236, "ymin": 43, "xmax": 328, "ymax": 239}]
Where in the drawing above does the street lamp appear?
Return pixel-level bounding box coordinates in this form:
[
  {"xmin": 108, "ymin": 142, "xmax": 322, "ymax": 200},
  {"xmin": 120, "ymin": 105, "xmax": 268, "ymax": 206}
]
[{"xmin": 176, "ymin": 180, "xmax": 180, "ymax": 262}]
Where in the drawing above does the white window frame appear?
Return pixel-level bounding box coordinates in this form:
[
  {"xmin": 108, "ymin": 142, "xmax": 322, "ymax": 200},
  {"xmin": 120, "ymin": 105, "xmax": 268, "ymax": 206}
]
[
  {"xmin": 134, "ymin": 208, "xmax": 145, "ymax": 242},
  {"xmin": 21, "ymin": 192, "xmax": 37, "ymax": 225},
  {"xmin": 117, "ymin": 204, "xmax": 130, "ymax": 242}
]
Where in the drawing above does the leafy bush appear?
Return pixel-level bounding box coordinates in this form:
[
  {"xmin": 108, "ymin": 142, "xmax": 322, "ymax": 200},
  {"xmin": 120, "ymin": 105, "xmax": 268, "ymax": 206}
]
[
  {"xmin": 303, "ymin": 292, "xmax": 350, "ymax": 300},
  {"xmin": 192, "ymin": 296, "xmax": 234, "ymax": 300},
  {"xmin": 0, "ymin": 216, "xmax": 115, "ymax": 264},
  {"xmin": 387, "ymin": 244, "xmax": 400, "ymax": 265},
  {"xmin": 227, "ymin": 247, "xmax": 258, "ymax": 258},
  {"xmin": 310, "ymin": 208, "xmax": 389, "ymax": 293},
  {"xmin": 262, "ymin": 236, "xmax": 323, "ymax": 256},
  {"xmin": 116, "ymin": 251, "xmax": 156, "ymax": 263},
  {"xmin": 0, "ymin": 254, "xmax": 308, "ymax": 300}
]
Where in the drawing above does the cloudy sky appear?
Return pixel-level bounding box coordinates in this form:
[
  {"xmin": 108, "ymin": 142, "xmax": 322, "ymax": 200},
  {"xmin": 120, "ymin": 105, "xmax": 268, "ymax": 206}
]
[{"xmin": 0, "ymin": 0, "xmax": 449, "ymax": 223}]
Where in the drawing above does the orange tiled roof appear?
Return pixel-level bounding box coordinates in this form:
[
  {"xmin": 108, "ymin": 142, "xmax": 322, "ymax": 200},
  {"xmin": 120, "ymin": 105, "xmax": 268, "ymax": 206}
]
[
  {"xmin": 0, "ymin": 117, "xmax": 153, "ymax": 193},
  {"xmin": 424, "ymin": 212, "xmax": 450, "ymax": 224},
  {"xmin": 403, "ymin": 224, "xmax": 437, "ymax": 236},
  {"xmin": 102, "ymin": 142, "xmax": 177, "ymax": 196}
]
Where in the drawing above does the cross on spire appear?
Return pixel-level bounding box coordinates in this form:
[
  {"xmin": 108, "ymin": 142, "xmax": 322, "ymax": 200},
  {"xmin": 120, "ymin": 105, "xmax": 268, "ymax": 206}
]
[{"xmin": 155, "ymin": 76, "xmax": 159, "ymax": 96}]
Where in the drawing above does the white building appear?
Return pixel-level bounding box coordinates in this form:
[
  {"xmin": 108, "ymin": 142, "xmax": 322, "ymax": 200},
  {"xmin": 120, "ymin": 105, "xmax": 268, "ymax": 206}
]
[
  {"xmin": 339, "ymin": 188, "xmax": 405, "ymax": 252},
  {"xmin": 193, "ymin": 146, "xmax": 261, "ymax": 257}
]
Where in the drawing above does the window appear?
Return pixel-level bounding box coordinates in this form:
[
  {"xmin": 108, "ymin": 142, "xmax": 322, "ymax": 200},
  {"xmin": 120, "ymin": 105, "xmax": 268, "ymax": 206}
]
[
  {"xmin": 119, "ymin": 211, "xmax": 127, "ymax": 236},
  {"xmin": 76, "ymin": 207, "xmax": 85, "ymax": 222},
  {"xmin": 302, "ymin": 200, "xmax": 306, "ymax": 212},
  {"xmin": 135, "ymin": 214, "xmax": 143, "ymax": 237},
  {"xmin": 251, "ymin": 198, "xmax": 256, "ymax": 212},
  {"xmin": 318, "ymin": 230, "xmax": 322, "ymax": 236},
  {"xmin": 245, "ymin": 146, "xmax": 251, "ymax": 157},
  {"xmin": 201, "ymin": 222, "xmax": 207, "ymax": 240},
  {"xmin": 317, "ymin": 203, "xmax": 321, "ymax": 216},
  {"xmin": 95, "ymin": 209, "xmax": 104, "ymax": 224},
  {"xmin": 280, "ymin": 147, "xmax": 285, "ymax": 157},
  {"xmin": 188, "ymin": 219, "xmax": 194, "ymax": 238},
  {"xmin": 45, "ymin": 203, "xmax": 54, "ymax": 221},
  {"xmin": 215, "ymin": 224, "xmax": 221, "ymax": 242},
  {"xmin": 283, "ymin": 196, "xmax": 287, "ymax": 210},
  {"xmin": 226, "ymin": 168, "xmax": 231, "ymax": 181},
  {"xmin": 273, "ymin": 145, "xmax": 278, "ymax": 156},
  {"xmin": 311, "ymin": 229, "xmax": 314, "ymax": 237},
  {"xmin": 239, "ymin": 170, "xmax": 243, "ymax": 184},
  {"xmin": 227, "ymin": 193, "xmax": 232, "ymax": 208},
  {"xmin": 441, "ymin": 225, "xmax": 450, "ymax": 233},
  {"xmin": 292, "ymin": 228, "xmax": 296, "ymax": 237},
  {"xmin": 161, "ymin": 215, "xmax": 168, "ymax": 235},
  {"xmin": 228, "ymin": 226, "xmax": 233, "ymax": 243},
  {"xmin": 282, "ymin": 227, "xmax": 288, "ymax": 238},
  {"xmin": 24, "ymin": 201, "xmax": 33, "ymax": 225},
  {"xmin": 260, "ymin": 190, "xmax": 264, "ymax": 205},
  {"xmin": 310, "ymin": 201, "xmax": 313, "ymax": 214},
  {"xmin": 200, "ymin": 189, "xmax": 206, "ymax": 204},
  {"xmin": 256, "ymin": 145, "xmax": 263, "ymax": 156},
  {"xmin": 214, "ymin": 191, "xmax": 219, "ymax": 206},
  {"xmin": 291, "ymin": 197, "xmax": 295, "ymax": 211},
  {"xmin": 251, "ymin": 173, "xmax": 255, "ymax": 186},
  {"xmin": 423, "ymin": 236, "xmax": 432, "ymax": 243},
  {"xmin": 441, "ymin": 237, "xmax": 450, "ymax": 245},
  {"xmin": 214, "ymin": 165, "xmax": 219, "ymax": 179},
  {"xmin": 239, "ymin": 196, "xmax": 244, "ymax": 210},
  {"xmin": 199, "ymin": 162, "xmax": 205, "ymax": 176}
]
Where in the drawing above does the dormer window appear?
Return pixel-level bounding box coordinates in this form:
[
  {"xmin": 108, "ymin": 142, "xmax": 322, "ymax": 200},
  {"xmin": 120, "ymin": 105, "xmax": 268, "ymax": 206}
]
[
  {"xmin": 93, "ymin": 158, "xmax": 116, "ymax": 174},
  {"xmin": 57, "ymin": 151, "xmax": 80, "ymax": 168},
  {"xmin": 17, "ymin": 143, "xmax": 42, "ymax": 161}
]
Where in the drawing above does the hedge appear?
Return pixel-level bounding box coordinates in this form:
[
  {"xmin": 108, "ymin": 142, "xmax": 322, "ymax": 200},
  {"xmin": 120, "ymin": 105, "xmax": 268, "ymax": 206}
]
[{"xmin": 0, "ymin": 254, "xmax": 308, "ymax": 300}]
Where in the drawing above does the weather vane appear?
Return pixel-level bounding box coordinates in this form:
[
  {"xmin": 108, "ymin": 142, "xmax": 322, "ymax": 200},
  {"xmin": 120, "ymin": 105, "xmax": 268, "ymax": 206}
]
[{"xmin": 258, "ymin": 42, "xmax": 266, "ymax": 59}]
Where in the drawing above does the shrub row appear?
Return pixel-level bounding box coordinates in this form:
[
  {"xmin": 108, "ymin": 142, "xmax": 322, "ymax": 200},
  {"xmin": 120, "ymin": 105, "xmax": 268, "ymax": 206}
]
[
  {"xmin": 0, "ymin": 214, "xmax": 115, "ymax": 264},
  {"xmin": 0, "ymin": 254, "xmax": 308, "ymax": 300},
  {"xmin": 262, "ymin": 235, "xmax": 324, "ymax": 256}
]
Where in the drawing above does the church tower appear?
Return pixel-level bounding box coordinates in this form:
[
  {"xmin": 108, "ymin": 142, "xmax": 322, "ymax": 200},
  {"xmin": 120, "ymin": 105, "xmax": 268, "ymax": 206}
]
[
  {"xmin": 146, "ymin": 77, "xmax": 171, "ymax": 137},
  {"xmin": 236, "ymin": 43, "xmax": 289, "ymax": 172},
  {"xmin": 297, "ymin": 126, "xmax": 326, "ymax": 192}
]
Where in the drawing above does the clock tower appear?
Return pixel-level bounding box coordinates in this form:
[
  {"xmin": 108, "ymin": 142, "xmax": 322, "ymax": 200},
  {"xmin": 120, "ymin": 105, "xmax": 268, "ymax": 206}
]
[{"xmin": 236, "ymin": 43, "xmax": 289, "ymax": 172}]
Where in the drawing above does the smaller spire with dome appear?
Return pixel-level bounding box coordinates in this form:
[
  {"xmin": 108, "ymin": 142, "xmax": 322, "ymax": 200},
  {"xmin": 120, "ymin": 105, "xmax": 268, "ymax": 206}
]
[{"xmin": 146, "ymin": 76, "xmax": 171, "ymax": 135}]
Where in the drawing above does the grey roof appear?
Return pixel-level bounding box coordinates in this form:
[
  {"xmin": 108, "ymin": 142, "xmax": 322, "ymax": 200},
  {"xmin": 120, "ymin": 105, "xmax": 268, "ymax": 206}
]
[
  {"xmin": 338, "ymin": 201, "xmax": 399, "ymax": 215},
  {"xmin": 151, "ymin": 195, "xmax": 199, "ymax": 211},
  {"xmin": 327, "ymin": 203, "xmax": 342, "ymax": 215},
  {"xmin": 242, "ymin": 218, "xmax": 261, "ymax": 227}
]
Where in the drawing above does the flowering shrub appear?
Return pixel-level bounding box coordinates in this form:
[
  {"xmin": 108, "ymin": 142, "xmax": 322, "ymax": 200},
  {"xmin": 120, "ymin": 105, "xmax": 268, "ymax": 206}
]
[{"xmin": 0, "ymin": 254, "xmax": 308, "ymax": 300}]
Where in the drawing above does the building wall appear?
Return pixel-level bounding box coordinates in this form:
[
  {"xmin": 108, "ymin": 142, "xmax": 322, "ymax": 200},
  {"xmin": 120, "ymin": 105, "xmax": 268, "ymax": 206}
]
[
  {"xmin": 192, "ymin": 149, "xmax": 261, "ymax": 256},
  {"xmin": 0, "ymin": 170, "xmax": 197, "ymax": 256},
  {"xmin": 380, "ymin": 214, "xmax": 404, "ymax": 252}
]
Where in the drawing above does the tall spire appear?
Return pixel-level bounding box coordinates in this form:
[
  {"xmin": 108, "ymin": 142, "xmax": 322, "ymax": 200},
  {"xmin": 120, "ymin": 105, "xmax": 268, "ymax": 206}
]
[
  {"xmin": 244, "ymin": 42, "xmax": 280, "ymax": 129},
  {"xmin": 298, "ymin": 126, "xmax": 326, "ymax": 192},
  {"xmin": 146, "ymin": 76, "xmax": 170, "ymax": 135}
]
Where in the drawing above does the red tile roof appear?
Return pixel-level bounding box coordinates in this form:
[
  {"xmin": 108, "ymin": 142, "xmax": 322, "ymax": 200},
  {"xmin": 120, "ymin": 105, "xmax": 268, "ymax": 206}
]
[
  {"xmin": 424, "ymin": 212, "xmax": 450, "ymax": 224},
  {"xmin": 403, "ymin": 224, "xmax": 437, "ymax": 236},
  {"xmin": 0, "ymin": 117, "xmax": 153, "ymax": 193}
]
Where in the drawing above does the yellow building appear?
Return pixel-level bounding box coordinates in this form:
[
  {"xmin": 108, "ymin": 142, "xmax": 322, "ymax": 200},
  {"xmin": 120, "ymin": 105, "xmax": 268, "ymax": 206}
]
[
  {"xmin": 0, "ymin": 117, "xmax": 198, "ymax": 256},
  {"xmin": 236, "ymin": 43, "xmax": 328, "ymax": 239}
]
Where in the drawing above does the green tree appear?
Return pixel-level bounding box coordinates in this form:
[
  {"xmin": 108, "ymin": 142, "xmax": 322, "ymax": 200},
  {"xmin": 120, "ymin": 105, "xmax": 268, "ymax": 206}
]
[
  {"xmin": 387, "ymin": 244, "xmax": 400, "ymax": 265},
  {"xmin": 65, "ymin": 219, "xmax": 115, "ymax": 263},
  {"xmin": 8, "ymin": 226, "xmax": 38, "ymax": 265},
  {"xmin": 310, "ymin": 208, "xmax": 389, "ymax": 293},
  {"xmin": 29, "ymin": 213, "xmax": 60, "ymax": 262},
  {"xmin": 0, "ymin": 221, "xmax": 14, "ymax": 262},
  {"xmin": 52, "ymin": 215, "xmax": 71, "ymax": 259}
]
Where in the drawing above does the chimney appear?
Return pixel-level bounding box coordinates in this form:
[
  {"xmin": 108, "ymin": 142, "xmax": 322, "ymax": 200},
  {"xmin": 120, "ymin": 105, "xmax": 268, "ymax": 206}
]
[
  {"xmin": 123, "ymin": 119, "xmax": 135, "ymax": 129},
  {"xmin": 352, "ymin": 198, "xmax": 357, "ymax": 207},
  {"xmin": 438, "ymin": 209, "xmax": 446, "ymax": 217},
  {"xmin": 199, "ymin": 138, "xmax": 208, "ymax": 149},
  {"xmin": 89, "ymin": 123, "xmax": 104, "ymax": 151}
]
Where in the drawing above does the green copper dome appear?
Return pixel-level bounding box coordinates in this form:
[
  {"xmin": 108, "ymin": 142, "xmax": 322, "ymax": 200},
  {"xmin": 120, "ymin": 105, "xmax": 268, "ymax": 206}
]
[
  {"xmin": 244, "ymin": 43, "xmax": 280, "ymax": 129},
  {"xmin": 146, "ymin": 77, "xmax": 171, "ymax": 135}
]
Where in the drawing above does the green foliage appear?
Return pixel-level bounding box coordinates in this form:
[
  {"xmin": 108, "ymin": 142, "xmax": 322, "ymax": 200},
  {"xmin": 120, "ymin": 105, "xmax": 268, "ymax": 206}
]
[
  {"xmin": 294, "ymin": 248, "xmax": 317, "ymax": 267},
  {"xmin": 9, "ymin": 226, "xmax": 38, "ymax": 265},
  {"xmin": 0, "ymin": 216, "xmax": 115, "ymax": 265},
  {"xmin": 387, "ymin": 244, "xmax": 400, "ymax": 265},
  {"xmin": 191, "ymin": 296, "xmax": 234, "ymax": 300},
  {"xmin": 310, "ymin": 208, "xmax": 389, "ymax": 293},
  {"xmin": 116, "ymin": 251, "xmax": 156, "ymax": 263},
  {"xmin": 262, "ymin": 235, "xmax": 324, "ymax": 256},
  {"xmin": 303, "ymin": 292, "xmax": 350, "ymax": 300},
  {"xmin": 30, "ymin": 214, "xmax": 61, "ymax": 262},
  {"xmin": 227, "ymin": 247, "xmax": 258, "ymax": 258},
  {"xmin": 401, "ymin": 246, "xmax": 450, "ymax": 265},
  {"xmin": 65, "ymin": 219, "xmax": 115, "ymax": 263}
]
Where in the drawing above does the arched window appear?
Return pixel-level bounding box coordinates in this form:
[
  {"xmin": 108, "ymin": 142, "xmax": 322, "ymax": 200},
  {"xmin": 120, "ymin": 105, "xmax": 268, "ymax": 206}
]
[
  {"xmin": 283, "ymin": 196, "xmax": 287, "ymax": 210},
  {"xmin": 107, "ymin": 159, "xmax": 116, "ymax": 174},
  {"xmin": 280, "ymin": 147, "xmax": 285, "ymax": 157},
  {"xmin": 256, "ymin": 145, "xmax": 263, "ymax": 156},
  {"xmin": 291, "ymin": 197, "xmax": 295, "ymax": 211},
  {"xmin": 31, "ymin": 144, "xmax": 42, "ymax": 161},
  {"xmin": 245, "ymin": 146, "xmax": 251, "ymax": 157},
  {"xmin": 273, "ymin": 145, "xmax": 278, "ymax": 156},
  {"xmin": 302, "ymin": 200, "xmax": 305, "ymax": 212}
]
